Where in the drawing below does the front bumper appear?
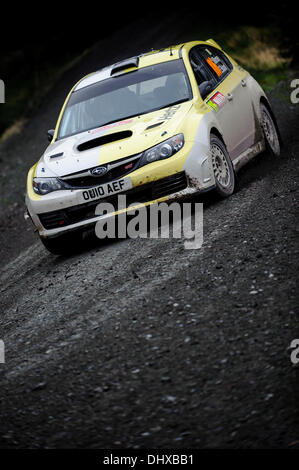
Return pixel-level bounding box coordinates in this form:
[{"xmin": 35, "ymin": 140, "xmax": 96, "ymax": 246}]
[
  {"xmin": 27, "ymin": 172, "xmax": 207, "ymax": 238},
  {"xmin": 26, "ymin": 140, "xmax": 215, "ymax": 239}
]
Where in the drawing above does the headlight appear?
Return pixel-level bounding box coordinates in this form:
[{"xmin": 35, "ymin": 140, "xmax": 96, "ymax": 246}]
[
  {"xmin": 33, "ymin": 177, "xmax": 67, "ymax": 195},
  {"xmin": 139, "ymin": 134, "xmax": 184, "ymax": 167}
]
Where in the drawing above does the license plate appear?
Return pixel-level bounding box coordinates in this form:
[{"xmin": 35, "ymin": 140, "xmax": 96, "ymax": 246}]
[{"xmin": 79, "ymin": 177, "xmax": 132, "ymax": 202}]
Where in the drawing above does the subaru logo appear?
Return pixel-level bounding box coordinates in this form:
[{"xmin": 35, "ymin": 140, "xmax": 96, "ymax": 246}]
[{"xmin": 90, "ymin": 166, "xmax": 108, "ymax": 177}]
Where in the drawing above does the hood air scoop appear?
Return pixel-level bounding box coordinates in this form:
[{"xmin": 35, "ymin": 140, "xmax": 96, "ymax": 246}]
[
  {"xmin": 145, "ymin": 121, "xmax": 165, "ymax": 131},
  {"xmin": 77, "ymin": 130, "xmax": 132, "ymax": 152}
]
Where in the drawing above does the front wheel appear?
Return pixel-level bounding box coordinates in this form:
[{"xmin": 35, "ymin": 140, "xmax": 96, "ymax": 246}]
[
  {"xmin": 210, "ymin": 134, "xmax": 235, "ymax": 198},
  {"xmin": 40, "ymin": 231, "xmax": 82, "ymax": 255}
]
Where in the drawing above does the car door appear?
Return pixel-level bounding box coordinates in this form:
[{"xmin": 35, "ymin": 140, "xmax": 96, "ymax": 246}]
[{"xmin": 192, "ymin": 46, "xmax": 255, "ymax": 160}]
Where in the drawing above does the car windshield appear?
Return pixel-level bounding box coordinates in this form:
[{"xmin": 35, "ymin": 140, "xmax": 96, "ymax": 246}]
[{"xmin": 58, "ymin": 59, "xmax": 192, "ymax": 139}]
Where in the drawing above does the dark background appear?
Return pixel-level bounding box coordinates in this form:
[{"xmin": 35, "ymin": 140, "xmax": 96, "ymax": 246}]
[{"xmin": 0, "ymin": 2, "xmax": 297, "ymax": 136}]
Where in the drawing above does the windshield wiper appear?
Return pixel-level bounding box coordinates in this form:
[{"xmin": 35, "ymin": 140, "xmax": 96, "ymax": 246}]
[{"xmin": 153, "ymin": 98, "xmax": 190, "ymax": 111}]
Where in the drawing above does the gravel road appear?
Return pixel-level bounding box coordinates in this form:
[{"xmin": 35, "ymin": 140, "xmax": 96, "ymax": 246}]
[{"xmin": 0, "ymin": 15, "xmax": 298, "ymax": 448}]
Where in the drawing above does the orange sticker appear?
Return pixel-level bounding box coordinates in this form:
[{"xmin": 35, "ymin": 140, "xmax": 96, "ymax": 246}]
[{"xmin": 206, "ymin": 57, "xmax": 222, "ymax": 77}]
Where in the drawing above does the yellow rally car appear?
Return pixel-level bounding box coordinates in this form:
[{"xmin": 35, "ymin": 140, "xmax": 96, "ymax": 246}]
[{"xmin": 26, "ymin": 40, "xmax": 281, "ymax": 254}]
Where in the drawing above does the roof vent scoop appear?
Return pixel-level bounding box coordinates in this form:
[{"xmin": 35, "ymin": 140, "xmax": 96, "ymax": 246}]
[
  {"xmin": 110, "ymin": 57, "xmax": 139, "ymax": 76},
  {"xmin": 77, "ymin": 130, "xmax": 132, "ymax": 152}
]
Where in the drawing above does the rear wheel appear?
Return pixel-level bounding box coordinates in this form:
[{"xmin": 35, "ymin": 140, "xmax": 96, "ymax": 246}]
[
  {"xmin": 40, "ymin": 231, "xmax": 82, "ymax": 255},
  {"xmin": 210, "ymin": 134, "xmax": 235, "ymax": 197},
  {"xmin": 260, "ymin": 103, "xmax": 280, "ymax": 157}
]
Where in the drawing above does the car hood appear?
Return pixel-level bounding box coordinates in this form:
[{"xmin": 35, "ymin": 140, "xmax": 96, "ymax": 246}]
[{"xmin": 37, "ymin": 101, "xmax": 194, "ymax": 178}]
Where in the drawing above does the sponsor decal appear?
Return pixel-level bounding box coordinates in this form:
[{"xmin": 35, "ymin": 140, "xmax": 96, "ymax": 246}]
[
  {"xmin": 160, "ymin": 104, "xmax": 181, "ymax": 120},
  {"xmin": 90, "ymin": 119, "xmax": 133, "ymax": 134},
  {"xmin": 207, "ymin": 91, "xmax": 227, "ymax": 111}
]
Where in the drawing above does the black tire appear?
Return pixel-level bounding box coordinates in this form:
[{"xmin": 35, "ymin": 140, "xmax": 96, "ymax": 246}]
[
  {"xmin": 40, "ymin": 231, "xmax": 82, "ymax": 255},
  {"xmin": 260, "ymin": 103, "xmax": 281, "ymax": 157},
  {"xmin": 210, "ymin": 134, "xmax": 235, "ymax": 197}
]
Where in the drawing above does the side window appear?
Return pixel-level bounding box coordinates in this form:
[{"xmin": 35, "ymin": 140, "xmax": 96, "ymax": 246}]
[
  {"xmin": 197, "ymin": 46, "xmax": 233, "ymax": 83},
  {"xmin": 189, "ymin": 45, "xmax": 233, "ymax": 99},
  {"xmin": 189, "ymin": 47, "xmax": 218, "ymax": 99},
  {"xmin": 189, "ymin": 48, "xmax": 212, "ymax": 85}
]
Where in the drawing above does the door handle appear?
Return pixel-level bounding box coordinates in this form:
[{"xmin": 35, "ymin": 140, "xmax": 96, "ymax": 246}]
[
  {"xmin": 227, "ymin": 92, "xmax": 233, "ymax": 101},
  {"xmin": 241, "ymin": 79, "xmax": 247, "ymax": 87}
]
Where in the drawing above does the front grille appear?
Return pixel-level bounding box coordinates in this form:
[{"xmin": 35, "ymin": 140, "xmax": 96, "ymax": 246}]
[
  {"xmin": 38, "ymin": 172, "xmax": 187, "ymax": 230},
  {"xmin": 62, "ymin": 155, "xmax": 141, "ymax": 187}
]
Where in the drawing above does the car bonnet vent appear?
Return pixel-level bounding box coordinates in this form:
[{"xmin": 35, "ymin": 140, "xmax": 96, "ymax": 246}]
[
  {"xmin": 145, "ymin": 121, "xmax": 165, "ymax": 131},
  {"xmin": 77, "ymin": 130, "xmax": 132, "ymax": 152},
  {"xmin": 110, "ymin": 57, "xmax": 139, "ymax": 76}
]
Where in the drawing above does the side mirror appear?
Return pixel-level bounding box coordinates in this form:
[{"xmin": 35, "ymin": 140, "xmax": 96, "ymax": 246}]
[
  {"xmin": 199, "ymin": 81, "xmax": 214, "ymax": 100},
  {"xmin": 47, "ymin": 129, "xmax": 55, "ymax": 142}
]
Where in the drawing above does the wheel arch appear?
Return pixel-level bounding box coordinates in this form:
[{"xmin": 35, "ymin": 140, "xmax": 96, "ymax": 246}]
[
  {"xmin": 260, "ymin": 96, "xmax": 283, "ymax": 147},
  {"xmin": 210, "ymin": 127, "xmax": 225, "ymax": 146}
]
